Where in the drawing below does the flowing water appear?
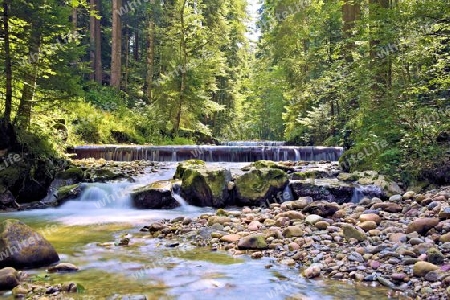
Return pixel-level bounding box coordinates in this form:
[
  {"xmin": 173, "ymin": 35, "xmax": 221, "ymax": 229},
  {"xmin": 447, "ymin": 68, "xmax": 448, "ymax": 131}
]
[{"xmin": 0, "ymin": 162, "xmax": 395, "ymax": 299}]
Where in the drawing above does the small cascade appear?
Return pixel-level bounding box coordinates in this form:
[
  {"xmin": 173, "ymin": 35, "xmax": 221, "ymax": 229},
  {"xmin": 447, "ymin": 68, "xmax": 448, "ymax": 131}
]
[
  {"xmin": 351, "ymin": 184, "xmax": 384, "ymax": 203},
  {"xmin": 351, "ymin": 186, "xmax": 365, "ymax": 203},
  {"xmin": 223, "ymin": 141, "xmax": 286, "ymax": 147},
  {"xmin": 73, "ymin": 145, "xmax": 344, "ymax": 163},
  {"xmin": 60, "ymin": 182, "xmax": 133, "ymax": 210},
  {"xmin": 294, "ymin": 149, "xmax": 300, "ymax": 161}
]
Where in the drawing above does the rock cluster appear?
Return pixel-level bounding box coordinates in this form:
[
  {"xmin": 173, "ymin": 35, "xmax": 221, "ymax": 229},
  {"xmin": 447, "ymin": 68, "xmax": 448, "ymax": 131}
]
[{"xmin": 141, "ymin": 187, "xmax": 450, "ymax": 298}]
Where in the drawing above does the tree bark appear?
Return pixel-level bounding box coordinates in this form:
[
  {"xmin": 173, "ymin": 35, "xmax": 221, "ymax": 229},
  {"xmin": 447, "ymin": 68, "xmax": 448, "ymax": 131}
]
[
  {"xmin": 16, "ymin": 26, "xmax": 42, "ymax": 129},
  {"xmin": 145, "ymin": 12, "xmax": 156, "ymax": 103},
  {"xmin": 342, "ymin": 0, "xmax": 360, "ymax": 61},
  {"xmin": 3, "ymin": 0, "xmax": 12, "ymax": 124},
  {"xmin": 111, "ymin": 0, "xmax": 123, "ymax": 89},
  {"xmin": 90, "ymin": 0, "xmax": 102, "ymax": 83},
  {"xmin": 174, "ymin": 0, "xmax": 187, "ymax": 135}
]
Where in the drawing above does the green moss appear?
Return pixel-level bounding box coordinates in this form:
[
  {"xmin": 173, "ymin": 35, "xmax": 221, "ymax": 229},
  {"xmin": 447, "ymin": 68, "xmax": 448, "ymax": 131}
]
[
  {"xmin": 174, "ymin": 160, "xmax": 206, "ymax": 179},
  {"xmin": 57, "ymin": 167, "xmax": 84, "ymax": 181},
  {"xmin": 56, "ymin": 184, "xmax": 80, "ymax": 201},
  {"xmin": 236, "ymin": 168, "xmax": 288, "ymax": 200}
]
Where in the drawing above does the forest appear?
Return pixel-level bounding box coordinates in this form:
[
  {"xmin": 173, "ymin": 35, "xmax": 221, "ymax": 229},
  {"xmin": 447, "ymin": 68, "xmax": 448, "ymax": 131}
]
[{"xmin": 0, "ymin": 0, "xmax": 449, "ymax": 186}]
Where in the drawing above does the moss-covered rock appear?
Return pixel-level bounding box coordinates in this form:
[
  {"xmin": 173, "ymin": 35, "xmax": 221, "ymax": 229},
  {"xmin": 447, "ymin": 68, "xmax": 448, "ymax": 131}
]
[
  {"xmin": 0, "ymin": 220, "xmax": 59, "ymax": 269},
  {"xmin": 131, "ymin": 180, "xmax": 180, "ymax": 209},
  {"xmin": 56, "ymin": 167, "xmax": 84, "ymax": 182},
  {"xmin": 174, "ymin": 160, "xmax": 206, "ymax": 179},
  {"xmin": 237, "ymin": 234, "xmax": 268, "ymax": 250},
  {"xmin": 178, "ymin": 162, "xmax": 232, "ymax": 208},
  {"xmin": 235, "ymin": 167, "xmax": 288, "ymax": 206},
  {"xmin": 290, "ymin": 179, "xmax": 355, "ymax": 204},
  {"xmin": 242, "ymin": 160, "xmax": 294, "ymax": 172},
  {"xmin": 56, "ymin": 184, "xmax": 82, "ymax": 204}
]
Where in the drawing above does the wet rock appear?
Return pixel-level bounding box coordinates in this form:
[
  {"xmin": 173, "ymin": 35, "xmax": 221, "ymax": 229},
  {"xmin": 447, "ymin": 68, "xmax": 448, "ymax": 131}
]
[
  {"xmin": 342, "ymin": 224, "xmax": 367, "ymax": 242},
  {"xmin": 389, "ymin": 194, "xmax": 402, "ymax": 202},
  {"xmin": 235, "ymin": 168, "xmax": 288, "ymax": 206},
  {"xmin": 348, "ymin": 252, "xmax": 365, "ymax": 263},
  {"xmin": 290, "ymin": 180, "xmax": 354, "ymax": 204},
  {"xmin": 55, "ymin": 184, "xmax": 82, "ymax": 204},
  {"xmin": 47, "ymin": 263, "xmax": 79, "ymax": 273},
  {"xmin": 248, "ymin": 221, "xmax": 263, "ymax": 231},
  {"xmin": 406, "ymin": 218, "xmax": 439, "ymax": 234},
  {"xmin": 371, "ymin": 202, "xmax": 402, "ymax": 213},
  {"xmin": 440, "ymin": 232, "xmax": 450, "ymax": 243},
  {"xmin": 315, "ymin": 221, "xmax": 329, "ymax": 230},
  {"xmin": 237, "ymin": 235, "xmax": 268, "ymax": 250},
  {"xmin": 403, "ymin": 191, "xmax": 416, "ymax": 200},
  {"xmin": 0, "ymin": 267, "xmax": 19, "ymax": 290},
  {"xmin": 358, "ymin": 221, "xmax": 377, "ymax": 232},
  {"xmin": 359, "ymin": 213, "xmax": 381, "ymax": 225},
  {"xmin": 0, "ymin": 219, "xmax": 59, "ymax": 269},
  {"xmin": 303, "ymin": 265, "xmax": 321, "ymax": 278},
  {"xmin": 305, "ymin": 214, "xmax": 322, "ymax": 225},
  {"xmin": 427, "ymin": 248, "xmax": 445, "ymax": 265},
  {"xmin": 176, "ymin": 160, "xmax": 232, "ymax": 207},
  {"xmin": 220, "ymin": 234, "xmax": 241, "ymax": 243},
  {"xmin": 282, "ymin": 226, "xmax": 303, "ymax": 238},
  {"xmin": 208, "ymin": 216, "xmax": 231, "ymax": 226},
  {"xmin": 302, "ymin": 201, "xmax": 340, "ymax": 217},
  {"xmin": 251, "ymin": 252, "xmax": 263, "ymax": 259},
  {"xmin": 131, "ymin": 181, "xmax": 180, "ymax": 209},
  {"xmin": 413, "ymin": 261, "xmax": 439, "ymax": 277},
  {"xmin": 439, "ymin": 207, "xmax": 450, "ymax": 219}
]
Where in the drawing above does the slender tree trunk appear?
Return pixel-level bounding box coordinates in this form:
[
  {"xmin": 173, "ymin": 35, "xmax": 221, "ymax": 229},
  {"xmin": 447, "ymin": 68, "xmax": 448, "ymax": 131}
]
[
  {"xmin": 94, "ymin": 0, "xmax": 102, "ymax": 83},
  {"xmin": 3, "ymin": 0, "xmax": 12, "ymax": 124},
  {"xmin": 134, "ymin": 30, "xmax": 139, "ymax": 60},
  {"xmin": 16, "ymin": 27, "xmax": 42, "ymax": 129},
  {"xmin": 90, "ymin": 0, "xmax": 102, "ymax": 83},
  {"xmin": 90, "ymin": 0, "xmax": 96, "ymax": 81},
  {"xmin": 369, "ymin": 0, "xmax": 391, "ymax": 97},
  {"xmin": 72, "ymin": 6, "xmax": 78, "ymax": 33},
  {"xmin": 342, "ymin": 0, "xmax": 360, "ymax": 61},
  {"xmin": 174, "ymin": 0, "xmax": 187, "ymax": 135},
  {"xmin": 124, "ymin": 28, "xmax": 129, "ymax": 92},
  {"xmin": 145, "ymin": 14, "xmax": 156, "ymax": 103},
  {"xmin": 111, "ymin": 0, "xmax": 123, "ymax": 89}
]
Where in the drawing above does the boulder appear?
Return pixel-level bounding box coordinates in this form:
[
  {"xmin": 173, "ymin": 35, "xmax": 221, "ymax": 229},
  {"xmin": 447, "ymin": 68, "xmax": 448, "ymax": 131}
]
[
  {"xmin": 0, "ymin": 219, "xmax": 59, "ymax": 269},
  {"xmin": 413, "ymin": 261, "xmax": 439, "ymax": 277},
  {"xmin": 342, "ymin": 224, "xmax": 367, "ymax": 242},
  {"xmin": 289, "ymin": 180, "xmax": 354, "ymax": 204},
  {"xmin": 282, "ymin": 226, "xmax": 303, "ymax": 238},
  {"xmin": 0, "ymin": 186, "xmax": 19, "ymax": 210},
  {"xmin": 47, "ymin": 263, "xmax": 79, "ymax": 273},
  {"xmin": 176, "ymin": 160, "xmax": 232, "ymax": 208},
  {"xmin": 235, "ymin": 168, "xmax": 288, "ymax": 206},
  {"xmin": 237, "ymin": 234, "xmax": 268, "ymax": 250},
  {"xmin": 302, "ymin": 201, "xmax": 340, "ymax": 217},
  {"xmin": 131, "ymin": 181, "xmax": 180, "ymax": 209},
  {"xmin": 55, "ymin": 184, "xmax": 82, "ymax": 204},
  {"xmin": 0, "ymin": 267, "xmax": 19, "ymax": 290},
  {"xmin": 406, "ymin": 218, "xmax": 439, "ymax": 234}
]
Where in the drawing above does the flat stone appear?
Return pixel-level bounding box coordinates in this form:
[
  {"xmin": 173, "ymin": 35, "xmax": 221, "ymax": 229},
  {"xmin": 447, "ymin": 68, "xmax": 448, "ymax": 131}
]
[
  {"xmin": 406, "ymin": 218, "xmax": 439, "ymax": 234},
  {"xmin": 413, "ymin": 261, "xmax": 439, "ymax": 277}
]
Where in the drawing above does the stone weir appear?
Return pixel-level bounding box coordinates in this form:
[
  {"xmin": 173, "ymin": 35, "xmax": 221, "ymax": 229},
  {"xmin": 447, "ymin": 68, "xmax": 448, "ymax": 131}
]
[{"xmin": 72, "ymin": 145, "xmax": 344, "ymax": 162}]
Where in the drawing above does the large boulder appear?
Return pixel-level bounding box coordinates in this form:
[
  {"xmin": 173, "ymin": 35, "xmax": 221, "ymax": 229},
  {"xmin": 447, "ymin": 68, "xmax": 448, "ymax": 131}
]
[
  {"xmin": 290, "ymin": 179, "xmax": 354, "ymax": 204},
  {"xmin": 0, "ymin": 267, "xmax": 19, "ymax": 290},
  {"xmin": 175, "ymin": 160, "xmax": 232, "ymax": 208},
  {"xmin": 0, "ymin": 220, "xmax": 59, "ymax": 269},
  {"xmin": 131, "ymin": 181, "xmax": 180, "ymax": 209},
  {"xmin": 235, "ymin": 167, "xmax": 289, "ymax": 206},
  {"xmin": 0, "ymin": 185, "xmax": 19, "ymax": 210}
]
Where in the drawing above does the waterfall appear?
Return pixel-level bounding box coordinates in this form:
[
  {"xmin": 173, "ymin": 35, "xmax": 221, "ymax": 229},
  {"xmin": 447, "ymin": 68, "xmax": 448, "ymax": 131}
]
[{"xmin": 73, "ymin": 145, "xmax": 344, "ymax": 163}]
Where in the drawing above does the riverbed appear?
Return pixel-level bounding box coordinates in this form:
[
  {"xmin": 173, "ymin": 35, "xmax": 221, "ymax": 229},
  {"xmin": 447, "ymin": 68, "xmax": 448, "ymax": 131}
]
[{"xmin": 0, "ymin": 162, "xmax": 395, "ymax": 299}]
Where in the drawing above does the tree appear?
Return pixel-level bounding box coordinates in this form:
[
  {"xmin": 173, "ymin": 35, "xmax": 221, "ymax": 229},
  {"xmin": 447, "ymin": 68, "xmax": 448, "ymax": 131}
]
[
  {"xmin": 2, "ymin": 0, "xmax": 12, "ymax": 124},
  {"xmin": 111, "ymin": 0, "xmax": 122, "ymax": 88}
]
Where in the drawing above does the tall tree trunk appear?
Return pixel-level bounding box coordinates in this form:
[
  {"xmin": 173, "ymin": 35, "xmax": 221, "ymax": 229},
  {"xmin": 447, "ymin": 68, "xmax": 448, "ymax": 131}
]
[
  {"xmin": 111, "ymin": 0, "xmax": 123, "ymax": 89},
  {"xmin": 145, "ymin": 14, "xmax": 156, "ymax": 103},
  {"xmin": 3, "ymin": 0, "xmax": 12, "ymax": 124},
  {"xmin": 342, "ymin": 0, "xmax": 360, "ymax": 61},
  {"xmin": 369, "ymin": 0, "xmax": 391, "ymax": 98},
  {"xmin": 94, "ymin": 0, "xmax": 102, "ymax": 83},
  {"xmin": 134, "ymin": 30, "xmax": 139, "ymax": 60},
  {"xmin": 124, "ymin": 27, "xmax": 129, "ymax": 92},
  {"xmin": 72, "ymin": 6, "xmax": 77, "ymax": 34},
  {"xmin": 89, "ymin": 0, "xmax": 96, "ymax": 81},
  {"xmin": 16, "ymin": 27, "xmax": 41, "ymax": 129},
  {"xmin": 174, "ymin": 0, "xmax": 187, "ymax": 135},
  {"xmin": 90, "ymin": 0, "xmax": 102, "ymax": 83}
]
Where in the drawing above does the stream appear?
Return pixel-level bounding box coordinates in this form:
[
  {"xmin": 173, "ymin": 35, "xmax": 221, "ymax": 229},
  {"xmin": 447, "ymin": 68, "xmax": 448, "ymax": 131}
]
[{"xmin": 0, "ymin": 162, "xmax": 394, "ymax": 299}]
